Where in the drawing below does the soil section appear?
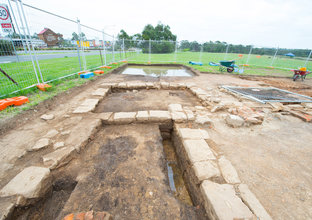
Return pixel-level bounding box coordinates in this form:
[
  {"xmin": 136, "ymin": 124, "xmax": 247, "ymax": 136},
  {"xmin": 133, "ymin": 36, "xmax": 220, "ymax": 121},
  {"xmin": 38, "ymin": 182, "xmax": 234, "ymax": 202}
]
[
  {"xmin": 56, "ymin": 124, "xmax": 201, "ymax": 220},
  {"xmin": 94, "ymin": 89, "xmax": 201, "ymax": 112}
]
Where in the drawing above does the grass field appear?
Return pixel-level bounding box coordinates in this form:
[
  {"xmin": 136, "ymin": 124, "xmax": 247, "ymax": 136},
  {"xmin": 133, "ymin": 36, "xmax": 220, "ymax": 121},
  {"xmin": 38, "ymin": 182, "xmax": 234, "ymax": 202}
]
[{"xmin": 1, "ymin": 51, "xmax": 311, "ymax": 97}]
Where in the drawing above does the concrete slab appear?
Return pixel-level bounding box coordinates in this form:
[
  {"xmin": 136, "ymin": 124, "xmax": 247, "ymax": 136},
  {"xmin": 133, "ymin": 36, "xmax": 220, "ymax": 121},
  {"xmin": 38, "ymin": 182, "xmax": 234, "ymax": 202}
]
[
  {"xmin": 200, "ymin": 180, "xmax": 254, "ymax": 220},
  {"xmin": 0, "ymin": 166, "xmax": 51, "ymax": 199}
]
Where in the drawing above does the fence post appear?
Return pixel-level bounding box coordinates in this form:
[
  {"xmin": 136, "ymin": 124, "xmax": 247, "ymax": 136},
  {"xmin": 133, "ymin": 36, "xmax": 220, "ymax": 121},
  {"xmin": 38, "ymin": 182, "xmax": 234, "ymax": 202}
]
[
  {"xmin": 224, "ymin": 44, "xmax": 229, "ymax": 60},
  {"xmin": 19, "ymin": 0, "xmax": 44, "ymax": 83},
  {"xmin": 271, "ymin": 47, "xmax": 279, "ymax": 67},
  {"xmin": 102, "ymin": 30, "xmax": 107, "ymax": 66},
  {"xmin": 112, "ymin": 35, "xmax": 115, "ymax": 63},
  {"xmin": 148, "ymin": 39, "xmax": 151, "ymax": 63},
  {"xmin": 174, "ymin": 41, "xmax": 177, "ymax": 63},
  {"xmin": 14, "ymin": 0, "xmax": 40, "ymax": 84},
  {"xmin": 122, "ymin": 38, "xmax": 126, "ymax": 60},
  {"xmin": 77, "ymin": 18, "xmax": 86, "ymax": 70},
  {"xmin": 199, "ymin": 44, "xmax": 203, "ymax": 63},
  {"xmin": 304, "ymin": 50, "xmax": 312, "ymax": 67}
]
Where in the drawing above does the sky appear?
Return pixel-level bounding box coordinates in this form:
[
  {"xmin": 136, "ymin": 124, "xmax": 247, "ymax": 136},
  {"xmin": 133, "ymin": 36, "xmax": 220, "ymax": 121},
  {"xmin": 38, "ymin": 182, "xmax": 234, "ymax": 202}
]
[{"xmin": 7, "ymin": 0, "xmax": 312, "ymax": 49}]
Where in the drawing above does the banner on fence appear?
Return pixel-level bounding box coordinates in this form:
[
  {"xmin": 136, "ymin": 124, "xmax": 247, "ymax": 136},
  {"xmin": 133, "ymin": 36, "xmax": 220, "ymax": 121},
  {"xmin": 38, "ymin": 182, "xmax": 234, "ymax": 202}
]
[{"xmin": 0, "ymin": 4, "xmax": 13, "ymax": 33}]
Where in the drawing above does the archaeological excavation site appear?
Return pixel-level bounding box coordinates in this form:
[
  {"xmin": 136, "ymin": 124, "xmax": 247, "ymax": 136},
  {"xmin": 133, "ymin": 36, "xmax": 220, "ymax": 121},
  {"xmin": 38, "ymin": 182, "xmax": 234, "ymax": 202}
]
[{"xmin": 0, "ymin": 64, "xmax": 312, "ymax": 220}]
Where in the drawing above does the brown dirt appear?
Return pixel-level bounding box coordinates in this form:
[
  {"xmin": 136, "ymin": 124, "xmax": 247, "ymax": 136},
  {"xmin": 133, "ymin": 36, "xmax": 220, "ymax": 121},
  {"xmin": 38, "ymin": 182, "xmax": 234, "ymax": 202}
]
[
  {"xmin": 56, "ymin": 124, "xmax": 202, "ymax": 220},
  {"xmin": 94, "ymin": 89, "xmax": 201, "ymax": 112}
]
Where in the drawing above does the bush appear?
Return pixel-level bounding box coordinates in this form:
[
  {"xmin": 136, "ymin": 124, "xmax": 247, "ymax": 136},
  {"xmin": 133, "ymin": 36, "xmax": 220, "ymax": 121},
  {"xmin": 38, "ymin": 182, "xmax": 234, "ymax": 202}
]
[{"xmin": 0, "ymin": 40, "xmax": 15, "ymax": 56}]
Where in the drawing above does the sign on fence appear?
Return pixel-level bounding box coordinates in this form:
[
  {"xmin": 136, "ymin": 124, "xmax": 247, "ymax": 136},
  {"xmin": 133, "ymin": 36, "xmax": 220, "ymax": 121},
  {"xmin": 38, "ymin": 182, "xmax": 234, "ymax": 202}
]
[{"xmin": 0, "ymin": 4, "xmax": 13, "ymax": 33}]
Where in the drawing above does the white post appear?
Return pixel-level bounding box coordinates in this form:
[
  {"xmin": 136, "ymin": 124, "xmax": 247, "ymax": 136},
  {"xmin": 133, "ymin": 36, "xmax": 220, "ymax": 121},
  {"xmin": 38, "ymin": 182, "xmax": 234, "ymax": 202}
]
[
  {"xmin": 174, "ymin": 40, "xmax": 178, "ymax": 63},
  {"xmin": 77, "ymin": 18, "xmax": 86, "ymax": 70},
  {"xmin": 18, "ymin": 0, "xmax": 44, "ymax": 83},
  {"xmin": 246, "ymin": 46, "xmax": 253, "ymax": 64},
  {"xmin": 148, "ymin": 39, "xmax": 151, "ymax": 63},
  {"xmin": 271, "ymin": 46, "xmax": 279, "ymax": 67},
  {"xmin": 112, "ymin": 35, "xmax": 115, "ymax": 62},
  {"xmin": 102, "ymin": 30, "xmax": 107, "ymax": 66},
  {"xmin": 304, "ymin": 50, "xmax": 312, "ymax": 67},
  {"xmin": 224, "ymin": 44, "xmax": 229, "ymax": 60},
  {"xmin": 14, "ymin": 0, "xmax": 40, "ymax": 84},
  {"xmin": 199, "ymin": 44, "xmax": 203, "ymax": 63},
  {"xmin": 122, "ymin": 38, "xmax": 125, "ymax": 60}
]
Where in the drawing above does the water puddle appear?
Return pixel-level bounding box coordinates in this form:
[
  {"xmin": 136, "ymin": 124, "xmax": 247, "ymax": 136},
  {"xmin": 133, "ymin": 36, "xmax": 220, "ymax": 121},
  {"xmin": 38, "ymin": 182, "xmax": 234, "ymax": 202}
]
[
  {"xmin": 163, "ymin": 140, "xmax": 193, "ymax": 206},
  {"xmin": 120, "ymin": 65, "xmax": 193, "ymax": 77}
]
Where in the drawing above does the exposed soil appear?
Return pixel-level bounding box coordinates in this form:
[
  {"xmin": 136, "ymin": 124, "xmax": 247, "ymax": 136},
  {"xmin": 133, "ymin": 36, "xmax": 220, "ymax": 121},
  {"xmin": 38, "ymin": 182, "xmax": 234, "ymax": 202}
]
[
  {"xmin": 56, "ymin": 124, "xmax": 201, "ymax": 220},
  {"xmin": 94, "ymin": 89, "xmax": 201, "ymax": 112}
]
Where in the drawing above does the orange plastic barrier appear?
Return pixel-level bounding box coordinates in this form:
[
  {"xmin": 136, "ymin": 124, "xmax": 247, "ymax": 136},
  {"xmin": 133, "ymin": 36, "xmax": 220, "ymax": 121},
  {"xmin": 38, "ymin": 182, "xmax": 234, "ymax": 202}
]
[
  {"xmin": 121, "ymin": 60, "xmax": 127, "ymax": 63},
  {"xmin": 94, "ymin": 70, "xmax": 105, "ymax": 74},
  {"xmin": 100, "ymin": 66, "xmax": 112, "ymax": 69},
  {"xmin": 37, "ymin": 84, "xmax": 52, "ymax": 91},
  {"xmin": 0, "ymin": 96, "xmax": 29, "ymax": 111}
]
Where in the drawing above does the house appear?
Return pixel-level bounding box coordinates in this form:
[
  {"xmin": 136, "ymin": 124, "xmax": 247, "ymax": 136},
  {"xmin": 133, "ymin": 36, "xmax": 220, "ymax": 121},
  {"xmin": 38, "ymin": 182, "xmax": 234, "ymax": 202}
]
[{"xmin": 37, "ymin": 28, "xmax": 62, "ymax": 47}]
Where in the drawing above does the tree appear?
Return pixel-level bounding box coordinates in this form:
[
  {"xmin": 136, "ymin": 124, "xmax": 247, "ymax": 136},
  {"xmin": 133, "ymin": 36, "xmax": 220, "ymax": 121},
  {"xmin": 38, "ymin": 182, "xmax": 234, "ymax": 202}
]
[{"xmin": 72, "ymin": 32, "xmax": 86, "ymax": 41}]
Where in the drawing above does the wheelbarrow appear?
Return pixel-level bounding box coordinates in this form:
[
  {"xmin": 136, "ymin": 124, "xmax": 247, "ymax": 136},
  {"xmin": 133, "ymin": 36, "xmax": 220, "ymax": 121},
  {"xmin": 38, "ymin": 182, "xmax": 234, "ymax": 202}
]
[
  {"xmin": 292, "ymin": 67, "xmax": 310, "ymax": 81},
  {"xmin": 219, "ymin": 60, "xmax": 236, "ymax": 73}
]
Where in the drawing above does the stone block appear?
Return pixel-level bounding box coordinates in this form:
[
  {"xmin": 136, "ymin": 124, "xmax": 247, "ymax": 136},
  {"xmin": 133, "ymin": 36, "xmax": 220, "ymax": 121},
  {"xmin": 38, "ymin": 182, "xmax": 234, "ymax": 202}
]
[
  {"xmin": 149, "ymin": 111, "xmax": 171, "ymax": 122},
  {"xmin": 65, "ymin": 118, "xmax": 101, "ymax": 152},
  {"xmin": 97, "ymin": 112, "xmax": 113, "ymax": 123},
  {"xmin": 183, "ymin": 139, "xmax": 215, "ymax": 163},
  {"xmin": 171, "ymin": 111, "xmax": 187, "ymax": 122},
  {"xmin": 218, "ymin": 156, "xmax": 240, "ymax": 184},
  {"xmin": 225, "ymin": 114, "xmax": 244, "ymax": 128},
  {"xmin": 117, "ymin": 82, "xmax": 127, "ymax": 88},
  {"xmin": 184, "ymin": 110, "xmax": 195, "ymax": 121},
  {"xmin": 92, "ymin": 88, "xmax": 109, "ymax": 96},
  {"xmin": 42, "ymin": 147, "xmax": 76, "ymax": 169},
  {"xmin": 31, "ymin": 138, "xmax": 50, "ymax": 151},
  {"xmin": 73, "ymin": 105, "xmax": 94, "ymax": 114},
  {"xmin": 178, "ymin": 128, "xmax": 210, "ymax": 140},
  {"xmin": 168, "ymin": 104, "xmax": 183, "ymax": 112},
  {"xmin": 81, "ymin": 99, "xmax": 99, "ymax": 107},
  {"xmin": 239, "ymin": 184, "xmax": 272, "ymax": 220},
  {"xmin": 136, "ymin": 111, "xmax": 149, "ymax": 121},
  {"xmin": 200, "ymin": 180, "xmax": 253, "ymax": 220},
  {"xmin": 113, "ymin": 112, "xmax": 136, "ymax": 123},
  {"xmin": 195, "ymin": 115, "xmax": 212, "ymax": 125},
  {"xmin": 53, "ymin": 142, "xmax": 65, "ymax": 150},
  {"xmin": 44, "ymin": 129, "xmax": 59, "ymax": 138},
  {"xmin": 0, "ymin": 166, "xmax": 51, "ymax": 199},
  {"xmin": 101, "ymin": 82, "xmax": 117, "ymax": 88},
  {"xmin": 40, "ymin": 114, "xmax": 54, "ymax": 120},
  {"xmin": 192, "ymin": 160, "xmax": 221, "ymax": 183},
  {"xmin": 160, "ymin": 82, "xmax": 170, "ymax": 89}
]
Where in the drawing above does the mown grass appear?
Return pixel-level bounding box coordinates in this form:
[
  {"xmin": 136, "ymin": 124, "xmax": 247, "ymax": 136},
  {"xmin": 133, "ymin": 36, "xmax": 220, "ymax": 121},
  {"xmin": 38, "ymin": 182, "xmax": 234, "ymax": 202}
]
[{"xmin": 0, "ymin": 62, "xmax": 123, "ymax": 118}]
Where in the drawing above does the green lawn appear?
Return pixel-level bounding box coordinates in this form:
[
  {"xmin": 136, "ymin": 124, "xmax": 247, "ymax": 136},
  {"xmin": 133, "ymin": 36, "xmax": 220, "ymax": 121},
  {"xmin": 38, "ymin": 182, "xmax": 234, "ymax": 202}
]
[{"xmin": 1, "ymin": 50, "xmax": 310, "ymax": 97}]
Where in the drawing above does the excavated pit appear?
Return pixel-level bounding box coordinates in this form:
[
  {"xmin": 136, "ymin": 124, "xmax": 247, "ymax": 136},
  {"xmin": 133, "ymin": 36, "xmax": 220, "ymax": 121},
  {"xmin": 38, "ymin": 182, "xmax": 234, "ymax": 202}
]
[
  {"xmin": 94, "ymin": 89, "xmax": 201, "ymax": 112},
  {"xmin": 11, "ymin": 123, "xmax": 206, "ymax": 219}
]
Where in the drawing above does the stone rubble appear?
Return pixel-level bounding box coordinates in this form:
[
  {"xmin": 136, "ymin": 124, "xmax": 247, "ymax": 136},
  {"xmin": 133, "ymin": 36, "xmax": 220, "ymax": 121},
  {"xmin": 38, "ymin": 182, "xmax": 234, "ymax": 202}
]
[{"xmin": 40, "ymin": 114, "xmax": 54, "ymax": 120}]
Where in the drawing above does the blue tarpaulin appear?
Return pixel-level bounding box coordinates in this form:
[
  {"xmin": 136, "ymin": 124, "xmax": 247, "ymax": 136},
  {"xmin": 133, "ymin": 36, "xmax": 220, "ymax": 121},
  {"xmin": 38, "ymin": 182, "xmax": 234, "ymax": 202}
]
[{"xmin": 284, "ymin": 52, "xmax": 295, "ymax": 57}]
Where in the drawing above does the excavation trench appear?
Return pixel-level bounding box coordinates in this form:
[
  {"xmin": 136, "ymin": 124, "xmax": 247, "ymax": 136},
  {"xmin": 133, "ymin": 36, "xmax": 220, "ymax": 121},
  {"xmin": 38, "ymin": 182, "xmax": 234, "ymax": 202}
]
[{"xmin": 12, "ymin": 122, "xmax": 205, "ymax": 219}]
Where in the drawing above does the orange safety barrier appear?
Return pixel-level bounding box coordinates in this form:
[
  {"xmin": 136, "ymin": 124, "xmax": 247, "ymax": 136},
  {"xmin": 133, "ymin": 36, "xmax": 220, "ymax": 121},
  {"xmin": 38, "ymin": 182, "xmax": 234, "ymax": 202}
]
[
  {"xmin": 121, "ymin": 60, "xmax": 127, "ymax": 63},
  {"xmin": 100, "ymin": 66, "xmax": 112, "ymax": 69},
  {"xmin": 94, "ymin": 70, "xmax": 105, "ymax": 74},
  {"xmin": 37, "ymin": 84, "xmax": 52, "ymax": 91},
  {"xmin": 0, "ymin": 96, "xmax": 29, "ymax": 111}
]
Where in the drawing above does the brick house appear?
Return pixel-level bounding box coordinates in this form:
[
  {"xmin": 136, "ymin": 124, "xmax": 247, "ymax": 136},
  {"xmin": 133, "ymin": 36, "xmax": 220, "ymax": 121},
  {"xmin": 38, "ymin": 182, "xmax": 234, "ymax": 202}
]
[{"xmin": 37, "ymin": 28, "xmax": 63, "ymax": 47}]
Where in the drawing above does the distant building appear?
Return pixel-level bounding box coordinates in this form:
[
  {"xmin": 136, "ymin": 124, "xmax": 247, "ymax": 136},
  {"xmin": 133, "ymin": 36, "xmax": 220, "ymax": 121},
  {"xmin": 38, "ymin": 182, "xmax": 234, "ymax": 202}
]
[{"xmin": 37, "ymin": 28, "xmax": 62, "ymax": 47}]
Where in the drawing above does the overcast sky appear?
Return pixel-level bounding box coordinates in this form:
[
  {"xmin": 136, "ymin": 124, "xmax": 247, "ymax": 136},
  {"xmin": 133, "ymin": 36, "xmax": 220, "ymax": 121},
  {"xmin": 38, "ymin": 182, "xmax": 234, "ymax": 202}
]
[{"xmin": 12, "ymin": 0, "xmax": 312, "ymax": 49}]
